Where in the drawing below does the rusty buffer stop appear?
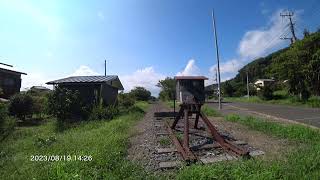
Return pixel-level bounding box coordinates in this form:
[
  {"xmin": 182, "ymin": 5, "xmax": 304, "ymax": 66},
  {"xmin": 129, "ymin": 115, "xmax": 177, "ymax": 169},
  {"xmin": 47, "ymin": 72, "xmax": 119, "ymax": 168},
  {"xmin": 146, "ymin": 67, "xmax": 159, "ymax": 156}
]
[{"xmin": 166, "ymin": 76, "xmax": 249, "ymax": 162}]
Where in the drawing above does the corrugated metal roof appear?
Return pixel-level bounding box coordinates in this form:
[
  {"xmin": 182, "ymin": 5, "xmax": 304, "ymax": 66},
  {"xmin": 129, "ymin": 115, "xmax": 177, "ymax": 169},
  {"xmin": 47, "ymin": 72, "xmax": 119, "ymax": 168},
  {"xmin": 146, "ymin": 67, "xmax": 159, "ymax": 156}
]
[
  {"xmin": 0, "ymin": 64, "xmax": 27, "ymax": 75},
  {"xmin": 175, "ymin": 76, "xmax": 208, "ymax": 80},
  {"xmin": 46, "ymin": 75, "xmax": 124, "ymax": 90}
]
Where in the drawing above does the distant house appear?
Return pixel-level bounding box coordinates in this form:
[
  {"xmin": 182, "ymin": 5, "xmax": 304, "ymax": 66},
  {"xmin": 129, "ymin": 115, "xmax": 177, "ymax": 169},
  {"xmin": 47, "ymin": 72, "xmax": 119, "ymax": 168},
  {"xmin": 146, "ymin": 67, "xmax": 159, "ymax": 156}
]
[
  {"xmin": 254, "ymin": 79, "xmax": 275, "ymax": 90},
  {"xmin": 46, "ymin": 76, "xmax": 124, "ymax": 105},
  {"xmin": 0, "ymin": 63, "xmax": 27, "ymax": 99},
  {"xmin": 30, "ymin": 86, "xmax": 51, "ymax": 92}
]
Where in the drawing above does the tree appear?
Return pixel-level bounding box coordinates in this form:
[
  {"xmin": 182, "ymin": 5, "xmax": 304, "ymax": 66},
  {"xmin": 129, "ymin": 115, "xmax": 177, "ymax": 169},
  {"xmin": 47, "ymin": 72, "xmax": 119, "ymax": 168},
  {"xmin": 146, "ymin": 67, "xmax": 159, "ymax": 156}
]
[
  {"xmin": 222, "ymin": 81, "xmax": 234, "ymax": 97},
  {"xmin": 118, "ymin": 92, "xmax": 135, "ymax": 108},
  {"xmin": 157, "ymin": 77, "xmax": 176, "ymax": 101},
  {"xmin": 47, "ymin": 87, "xmax": 86, "ymax": 121},
  {"xmin": 8, "ymin": 94, "xmax": 34, "ymax": 120},
  {"xmin": 303, "ymin": 28, "xmax": 310, "ymax": 38},
  {"xmin": 258, "ymin": 85, "xmax": 274, "ymax": 100},
  {"xmin": 129, "ymin": 87, "xmax": 151, "ymax": 101}
]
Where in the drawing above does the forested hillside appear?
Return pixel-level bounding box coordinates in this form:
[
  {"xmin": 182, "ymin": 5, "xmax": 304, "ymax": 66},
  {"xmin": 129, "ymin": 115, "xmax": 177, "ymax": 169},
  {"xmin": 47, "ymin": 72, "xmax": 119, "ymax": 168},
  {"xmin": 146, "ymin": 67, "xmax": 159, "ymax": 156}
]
[{"xmin": 223, "ymin": 30, "xmax": 320, "ymax": 99}]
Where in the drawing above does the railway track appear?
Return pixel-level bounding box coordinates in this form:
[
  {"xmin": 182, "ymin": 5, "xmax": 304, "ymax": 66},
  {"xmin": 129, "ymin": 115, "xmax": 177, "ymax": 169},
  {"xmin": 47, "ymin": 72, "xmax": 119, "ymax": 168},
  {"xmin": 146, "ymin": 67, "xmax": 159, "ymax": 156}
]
[{"xmin": 153, "ymin": 106, "xmax": 264, "ymax": 169}]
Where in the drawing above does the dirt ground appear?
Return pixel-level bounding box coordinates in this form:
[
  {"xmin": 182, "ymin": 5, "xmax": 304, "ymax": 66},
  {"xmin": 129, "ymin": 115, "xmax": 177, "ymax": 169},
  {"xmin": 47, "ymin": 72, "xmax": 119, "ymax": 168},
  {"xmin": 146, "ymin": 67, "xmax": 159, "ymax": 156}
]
[{"xmin": 127, "ymin": 102, "xmax": 293, "ymax": 171}]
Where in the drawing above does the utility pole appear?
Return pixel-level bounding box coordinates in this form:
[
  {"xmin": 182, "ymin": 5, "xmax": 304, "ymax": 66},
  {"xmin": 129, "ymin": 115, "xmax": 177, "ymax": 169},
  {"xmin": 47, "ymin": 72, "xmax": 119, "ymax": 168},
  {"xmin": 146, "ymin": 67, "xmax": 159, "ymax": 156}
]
[
  {"xmin": 104, "ymin": 60, "xmax": 107, "ymax": 76},
  {"xmin": 211, "ymin": 9, "xmax": 222, "ymax": 110},
  {"xmin": 280, "ymin": 11, "xmax": 297, "ymax": 44},
  {"xmin": 246, "ymin": 70, "xmax": 250, "ymax": 99}
]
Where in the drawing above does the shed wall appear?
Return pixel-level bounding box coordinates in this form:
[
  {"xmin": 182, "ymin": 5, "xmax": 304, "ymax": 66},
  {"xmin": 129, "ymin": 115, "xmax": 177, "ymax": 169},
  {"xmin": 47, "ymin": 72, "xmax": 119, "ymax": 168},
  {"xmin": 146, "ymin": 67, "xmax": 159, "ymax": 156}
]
[
  {"xmin": 176, "ymin": 79, "xmax": 205, "ymax": 104},
  {"xmin": 0, "ymin": 70, "xmax": 22, "ymax": 99}
]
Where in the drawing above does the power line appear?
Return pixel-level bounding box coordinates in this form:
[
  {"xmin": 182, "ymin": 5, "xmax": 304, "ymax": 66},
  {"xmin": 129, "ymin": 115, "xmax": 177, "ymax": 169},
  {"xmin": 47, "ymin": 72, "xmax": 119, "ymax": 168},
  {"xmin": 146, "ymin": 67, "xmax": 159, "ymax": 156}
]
[
  {"xmin": 280, "ymin": 10, "xmax": 297, "ymax": 44},
  {"xmin": 264, "ymin": 25, "xmax": 291, "ymax": 51}
]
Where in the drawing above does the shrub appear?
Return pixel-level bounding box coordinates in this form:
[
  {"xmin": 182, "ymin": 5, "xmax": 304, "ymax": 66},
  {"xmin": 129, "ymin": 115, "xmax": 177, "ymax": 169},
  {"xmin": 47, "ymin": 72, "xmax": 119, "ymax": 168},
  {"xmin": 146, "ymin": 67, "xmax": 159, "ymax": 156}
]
[
  {"xmin": 8, "ymin": 94, "xmax": 34, "ymax": 120},
  {"xmin": 89, "ymin": 105, "xmax": 119, "ymax": 121},
  {"xmin": 307, "ymin": 96, "xmax": 320, "ymax": 108},
  {"xmin": 301, "ymin": 89, "xmax": 311, "ymax": 102},
  {"xmin": 32, "ymin": 96, "xmax": 48, "ymax": 118},
  {"xmin": 258, "ymin": 85, "xmax": 274, "ymax": 100},
  {"xmin": 0, "ymin": 102, "xmax": 7, "ymax": 130},
  {"xmin": 129, "ymin": 87, "xmax": 151, "ymax": 101},
  {"xmin": 47, "ymin": 87, "xmax": 86, "ymax": 122},
  {"xmin": 118, "ymin": 93, "xmax": 135, "ymax": 108}
]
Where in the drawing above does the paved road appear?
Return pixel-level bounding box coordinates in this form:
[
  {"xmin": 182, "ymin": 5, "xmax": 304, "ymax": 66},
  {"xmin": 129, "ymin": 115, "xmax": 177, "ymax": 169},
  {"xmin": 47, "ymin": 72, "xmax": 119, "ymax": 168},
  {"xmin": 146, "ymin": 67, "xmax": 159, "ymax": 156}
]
[{"xmin": 207, "ymin": 102, "xmax": 320, "ymax": 128}]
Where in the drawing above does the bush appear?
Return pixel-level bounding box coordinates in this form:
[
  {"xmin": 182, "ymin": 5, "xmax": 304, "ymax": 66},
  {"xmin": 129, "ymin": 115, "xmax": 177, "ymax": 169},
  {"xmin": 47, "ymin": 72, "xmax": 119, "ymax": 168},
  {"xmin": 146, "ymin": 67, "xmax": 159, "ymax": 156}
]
[
  {"xmin": 8, "ymin": 94, "xmax": 34, "ymax": 120},
  {"xmin": 89, "ymin": 105, "xmax": 119, "ymax": 121},
  {"xmin": 307, "ymin": 96, "xmax": 320, "ymax": 108},
  {"xmin": 118, "ymin": 93, "xmax": 135, "ymax": 108},
  {"xmin": 47, "ymin": 87, "xmax": 87, "ymax": 122},
  {"xmin": 0, "ymin": 102, "xmax": 7, "ymax": 130},
  {"xmin": 32, "ymin": 96, "xmax": 48, "ymax": 118},
  {"xmin": 258, "ymin": 85, "xmax": 274, "ymax": 100},
  {"xmin": 130, "ymin": 87, "xmax": 151, "ymax": 101}
]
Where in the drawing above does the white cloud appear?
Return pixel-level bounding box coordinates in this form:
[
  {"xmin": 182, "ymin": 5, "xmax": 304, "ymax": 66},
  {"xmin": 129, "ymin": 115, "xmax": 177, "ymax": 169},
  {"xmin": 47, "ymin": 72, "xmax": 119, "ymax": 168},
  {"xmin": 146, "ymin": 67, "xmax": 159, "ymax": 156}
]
[
  {"xmin": 120, "ymin": 67, "xmax": 165, "ymax": 96},
  {"xmin": 69, "ymin": 65, "xmax": 99, "ymax": 76},
  {"xmin": 206, "ymin": 9, "xmax": 300, "ymax": 85},
  {"xmin": 176, "ymin": 59, "xmax": 201, "ymax": 76},
  {"xmin": 21, "ymin": 72, "xmax": 53, "ymax": 91},
  {"xmin": 238, "ymin": 10, "xmax": 287, "ymax": 59},
  {"xmin": 210, "ymin": 59, "xmax": 244, "ymax": 74}
]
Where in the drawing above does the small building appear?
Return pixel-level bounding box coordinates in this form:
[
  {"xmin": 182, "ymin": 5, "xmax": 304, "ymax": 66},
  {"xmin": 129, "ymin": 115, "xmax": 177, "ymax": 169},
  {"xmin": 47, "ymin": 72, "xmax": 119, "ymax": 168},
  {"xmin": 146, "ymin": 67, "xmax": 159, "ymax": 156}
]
[
  {"xmin": 46, "ymin": 76, "xmax": 124, "ymax": 105},
  {"xmin": 30, "ymin": 86, "xmax": 51, "ymax": 92},
  {"xmin": 0, "ymin": 63, "xmax": 27, "ymax": 99},
  {"xmin": 175, "ymin": 76, "xmax": 208, "ymax": 104},
  {"xmin": 254, "ymin": 79, "xmax": 275, "ymax": 90}
]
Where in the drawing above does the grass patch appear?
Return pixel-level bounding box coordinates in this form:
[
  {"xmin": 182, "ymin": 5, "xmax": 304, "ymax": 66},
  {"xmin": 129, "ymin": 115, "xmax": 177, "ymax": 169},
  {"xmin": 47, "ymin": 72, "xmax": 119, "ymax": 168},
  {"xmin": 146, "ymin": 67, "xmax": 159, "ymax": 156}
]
[
  {"xmin": 225, "ymin": 95, "xmax": 320, "ymax": 108},
  {"xmin": 0, "ymin": 102, "xmax": 159, "ymax": 179},
  {"xmin": 225, "ymin": 114, "xmax": 320, "ymax": 143},
  {"xmin": 135, "ymin": 101, "xmax": 150, "ymax": 112},
  {"xmin": 201, "ymin": 105, "xmax": 221, "ymax": 117},
  {"xmin": 159, "ymin": 136, "xmax": 171, "ymax": 146},
  {"xmin": 176, "ymin": 115, "xmax": 320, "ymax": 179},
  {"xmin": 164, "ymin": 100, "xmax": 180, "ymax": 109}
]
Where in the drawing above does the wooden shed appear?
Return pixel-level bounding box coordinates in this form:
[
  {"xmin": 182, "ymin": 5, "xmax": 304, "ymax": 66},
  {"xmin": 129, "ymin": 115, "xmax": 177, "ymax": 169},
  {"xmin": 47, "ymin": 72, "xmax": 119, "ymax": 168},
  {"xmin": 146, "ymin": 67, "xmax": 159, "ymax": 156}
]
[
  {"xmin": 46, "ymin": 76, "xmax": 124, "ymax": 106},
  {"xmin": 0, "ymin": 64, "xmax": 27, "ymax": 99},
  {"xmin": 175, "ymin": 76, "xmax": 208, "ymax": 104}
]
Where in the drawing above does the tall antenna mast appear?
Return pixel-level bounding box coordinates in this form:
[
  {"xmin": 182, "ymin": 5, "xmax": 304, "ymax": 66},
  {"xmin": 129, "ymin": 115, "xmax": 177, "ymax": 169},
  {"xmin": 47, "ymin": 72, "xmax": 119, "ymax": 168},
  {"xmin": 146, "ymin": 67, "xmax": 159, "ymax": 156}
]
[{"xmin": 211, "ymin": 9, "xmax": 222, "ymax": 110}]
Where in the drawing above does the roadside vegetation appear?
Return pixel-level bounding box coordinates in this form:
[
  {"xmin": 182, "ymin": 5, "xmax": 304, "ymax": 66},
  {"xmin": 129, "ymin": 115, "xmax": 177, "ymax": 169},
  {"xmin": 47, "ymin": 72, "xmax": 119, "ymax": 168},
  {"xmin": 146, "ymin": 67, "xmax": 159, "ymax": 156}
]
[
  {"xmin": 225, "ymin": 94, "xmax": 320, "ymax": 108},
  {"xmin": 219, "ymin": 31, "xmax": 320, "ymax": 108},
  {"xmin": 177, "ymin": 114, "xmax": 320, "ymax": 179},
  {"xmin": 0, "ymin": 101, "xmax": 156, "ymax": 179},
  {"xmin": 0, "ymin": 85, "xmax": 159, "ymax": 179}
]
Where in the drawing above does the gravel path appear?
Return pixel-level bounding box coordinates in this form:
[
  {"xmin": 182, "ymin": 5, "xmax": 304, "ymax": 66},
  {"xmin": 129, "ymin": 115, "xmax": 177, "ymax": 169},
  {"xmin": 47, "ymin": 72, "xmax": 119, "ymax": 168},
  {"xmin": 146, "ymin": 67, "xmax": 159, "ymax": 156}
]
[{"xmin": 127, "ymin": 101, "xmax": 293, "ymax": 171}]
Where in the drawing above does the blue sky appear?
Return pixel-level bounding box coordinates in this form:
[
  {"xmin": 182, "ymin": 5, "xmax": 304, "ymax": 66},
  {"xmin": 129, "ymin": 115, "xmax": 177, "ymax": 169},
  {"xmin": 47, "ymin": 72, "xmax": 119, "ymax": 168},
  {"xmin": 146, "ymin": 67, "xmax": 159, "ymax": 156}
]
[{"xmin": 0, "ymin": 0, "xmax": 319, "ymax": 95}]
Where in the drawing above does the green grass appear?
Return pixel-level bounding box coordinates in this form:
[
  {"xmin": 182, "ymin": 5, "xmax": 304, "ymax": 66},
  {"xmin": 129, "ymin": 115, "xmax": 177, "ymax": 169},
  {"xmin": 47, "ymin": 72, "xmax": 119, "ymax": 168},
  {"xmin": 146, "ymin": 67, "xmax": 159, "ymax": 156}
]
[
  {"xmin": 176, "ymin": 115, "xmax": 320, "ymax": 179},
  {"xmin": 225, "ymin": 114, "xmax": 320, "ymax": 143},
  {"xmin": 0, "ymin": 102, "xmax": 159, "ymax": 179},
  {"xmin": 201, "ymin": 105, "xmax": 221, "ymax": 117},
  {"xmin": 159, "ymin": 136, "xmax": 171, "ymax": 146},
  {"xmin": 225, "ymin": 95, "xmax": 320, "ymax": 108},
  {"xmin": 164, "ymin": 100, "xmax": 180, "ymax": 109}
]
